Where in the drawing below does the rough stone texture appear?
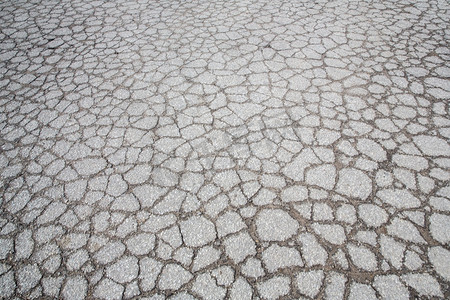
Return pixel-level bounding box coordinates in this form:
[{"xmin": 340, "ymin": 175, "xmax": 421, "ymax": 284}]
[
  {"xmin": 387, "ymin": 218, "xmax": 426, "ymax": 244},
  {"xmin": 139, "ymin": 258, "xmax": 162, "ymax": 292},
  {"xmin": 429, "ymin": 213, "xmax": 450, "ymax": 244},
  {"xmin": 94, "ymin": 279, "xmax": 124, "ymax": 300},
  {"xmin": 216, "ymin": 211, "xmax": 245, "ymax": 238},
  {"xmin": 325, "ymin": 272, "xmax": 347, "ymax": 300},
  {"xmin": 312, "ymin": 223, "xmax": 346, "ymax": 245},
  {"xmin": 349, "ymin": 283, "xmax": 377, "ymax": 300},
  {"xmin": 428, "ymin": 247, "xmax": 450, "ymax": 281},
  {"xmin": 192, "ymin": 246, "xmax": 220, "ymax": 272},
  {"xmin": 377, "ymin": 189, "xmax": 421, "ymax": 209},
  {"xmin": 401, "ymin": 273, "xmax": 443, "ymax": 297},
  {"xmin": 106, "ymin": 256, "xmax": 139, "ymax": 284},
  {"xmin": 336, "ymin": 168, "xmax": 372, "ymax": 200},
  {"xmin": 298, "ymin": 233, "xmax": 328, "ymax": 267},
  {"xmin": 380, "ymin": 234, "xmax": 405, "ymax": 269},
  {"xmin": 347, "ymin": 244, "xmax": 377, "ymax": 271},
  {"xmin": 257, "ymin": 276, "xmax": 291, "ymax": 300},
  {"xmin": 230, "ymin": 277, "xmax": 252, "ymax": 300},
  {"xmin": 256, "ymin": 209, "xmax": 299, "ymax": 241},
  {"xmin": 191, "ymin": 273, "xmax": 226, "ymax": 300},
  {"xmin": 1, "ymin": 0, "xmax": 449, "ymax": 298},
  {"xmin": 296, "ymin": 270, "xmax": 324, "ymax": 298},
  {"xmin": 413, "ymin": 135, "xmax": 450, "ymax": 156},
  {"xmin": 358, "ymin": 204, "xmax": 388, "ymax": 227},
  {"xmin": 126, "ymin": 233, "xmax": 156, "ymax": 255},
  {"xmin": 262, "ymin": 245, "xmax": 303, "ymax": 272},
  {"xmin": 305, "ymin": 164, "xmax": 336, "ymax": 190},
  {"xmin": 224, "ymin": 232, "xmax": 256, "ymax": 263},
  {"xmin": 158, "ymin": 264, "xmax": 192, "ymax": 290},
  {"xmin": 62, "ymin": 276, "xmax": 88, "ymax": 300},
  {"xmin": 17, "ymin": 264, "xmax": 41, "ymax": 293},
  {"xmin": 241, "ymin": 258, "xmax": 265, "ymax": 279},
  {"xmin": 374, "ymin": 275, "xmax": 409, "ymax": 300},
  {"xmin": 180, "ymin": 216, "xmax": 216, "ymax": 247}
]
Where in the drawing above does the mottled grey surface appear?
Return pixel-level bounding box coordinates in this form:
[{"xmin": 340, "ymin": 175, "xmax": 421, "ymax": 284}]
[{"xmin": 0, "ymin": 0, "xmax": 449, "ymax": 299}]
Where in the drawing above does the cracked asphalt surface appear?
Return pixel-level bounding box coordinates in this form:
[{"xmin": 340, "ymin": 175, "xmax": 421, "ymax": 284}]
[{"xmin": 1, "ymin": 0, "xmax": 449, "ymax": 299}]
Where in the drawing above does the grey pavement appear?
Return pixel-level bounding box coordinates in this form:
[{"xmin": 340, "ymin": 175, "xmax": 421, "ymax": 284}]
[{"xmin": 0, "ymin": 0, "xmax": 449, "ymax": 299}]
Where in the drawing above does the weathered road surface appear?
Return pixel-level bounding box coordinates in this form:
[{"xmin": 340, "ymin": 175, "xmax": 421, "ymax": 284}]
[{"xmin": 0, "ymin": 0, "xmax": 449, "ymax": 299}]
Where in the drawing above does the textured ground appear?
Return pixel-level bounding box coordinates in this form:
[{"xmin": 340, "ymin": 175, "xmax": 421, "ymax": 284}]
[{"xmin": 0, "ymin": 0, "xmax": 450, "ymax": 299}]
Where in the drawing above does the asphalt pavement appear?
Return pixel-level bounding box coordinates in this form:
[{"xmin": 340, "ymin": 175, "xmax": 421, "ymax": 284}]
[{"xmin": 0, "ymin": 0, "xmax": 449, "ymax": 299}]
